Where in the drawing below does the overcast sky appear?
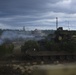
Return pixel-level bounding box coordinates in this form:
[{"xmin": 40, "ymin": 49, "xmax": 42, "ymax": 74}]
[{"xmin": 0, "ymin": 0, "xmax": 76, "ymax": 30}]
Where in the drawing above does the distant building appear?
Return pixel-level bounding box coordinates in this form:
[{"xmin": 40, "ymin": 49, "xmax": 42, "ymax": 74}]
[{"xmin": 23, "ymin": 26, "xmax": 25, "ymax": 31}]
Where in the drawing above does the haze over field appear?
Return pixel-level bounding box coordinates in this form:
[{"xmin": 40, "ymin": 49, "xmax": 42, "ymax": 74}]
[{"xmin": 0, "ymin": 30, "xmax": 46, "ymax": 45}]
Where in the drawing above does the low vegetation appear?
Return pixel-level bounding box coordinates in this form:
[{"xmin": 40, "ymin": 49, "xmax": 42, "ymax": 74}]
[
  {"xmin": 21, "ymin": 39, "xmax": 76, "ymax": 53},
  {"xmin": 0, "ymin": 43, "xmax": 14, "ymax": 56}
]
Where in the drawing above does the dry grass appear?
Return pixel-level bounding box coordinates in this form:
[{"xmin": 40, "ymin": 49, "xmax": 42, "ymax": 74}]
[
  {"xmin": 32, "ymin": 64, "xmax": 76, "ymax": 75},
  {"xmin": 47, "ymin": 67, "xmax": 76, "ymax": 75}
]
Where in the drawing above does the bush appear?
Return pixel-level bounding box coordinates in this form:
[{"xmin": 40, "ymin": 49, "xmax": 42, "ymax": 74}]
[{"xmin": 21, "ymin": 40, "xmax": 40, "ymax": 53}]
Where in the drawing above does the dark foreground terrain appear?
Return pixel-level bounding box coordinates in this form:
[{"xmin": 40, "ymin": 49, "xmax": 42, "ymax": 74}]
[{"xmin": 0, "ymin": 61, "xmax": 76, "ymax": 75}]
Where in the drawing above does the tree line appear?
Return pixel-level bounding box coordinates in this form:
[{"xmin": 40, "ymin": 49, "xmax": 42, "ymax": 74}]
[{"xmin": 21, "ymin": 39, "xmax": 76, "ymax": 53}]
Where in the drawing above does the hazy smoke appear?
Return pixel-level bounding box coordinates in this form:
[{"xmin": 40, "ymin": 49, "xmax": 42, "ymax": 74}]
[
  {"xmin": 0, "ymin": 30, "xmax": 45, "ymax": 45},
  {"xmin": 0, "ymin": 39, "xmax": 4, "ymax": 45},
  {"xmin": 0, "ymin": 31, "xmax": 35, "ymax": 41}
]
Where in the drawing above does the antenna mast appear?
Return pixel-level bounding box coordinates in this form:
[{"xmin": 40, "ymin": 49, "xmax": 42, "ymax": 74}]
[
  {"xmin": 56, "ymin": 17, "xmax": 58, "ymax": 30},
  {"xmin": 68, "ymin": 21, "xmax": 70, "ymax": 31}
]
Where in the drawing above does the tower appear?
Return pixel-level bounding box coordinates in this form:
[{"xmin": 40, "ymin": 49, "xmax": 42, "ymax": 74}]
[
  {"xmin": 56, "ymin": 17, "xmax": 58, "ymax": 30},
  {"xmin": 23, "ymin": 26, "xmax": 25, "ymax": 31}
]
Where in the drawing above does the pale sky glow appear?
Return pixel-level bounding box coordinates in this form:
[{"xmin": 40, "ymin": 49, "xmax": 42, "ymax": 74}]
[{"xmin": 0, "ymin": 0, "xmax": 76, "ymax": 30}]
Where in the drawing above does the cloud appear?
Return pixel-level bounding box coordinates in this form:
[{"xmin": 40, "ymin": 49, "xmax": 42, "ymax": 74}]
[{"xmin": 0, "ymin": 0, "xmax": 76, "ymax": 30}]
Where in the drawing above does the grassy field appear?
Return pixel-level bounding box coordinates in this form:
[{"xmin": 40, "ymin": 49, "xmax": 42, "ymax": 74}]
[
  {"xmin": 47, "ymin": 68, "xmax": 76, "ymax": 75},
  {"xmin": 32, "ymin": 64, "xmax": 76, "ymax": 75}
]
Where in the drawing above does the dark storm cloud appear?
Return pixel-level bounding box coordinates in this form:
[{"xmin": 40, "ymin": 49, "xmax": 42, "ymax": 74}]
[
  {"xmin": 0, "ymin": 0, "xmax": 76, "ymax": 30},
  {"xmin": 0, "ymin": 0, "xmax": 61, "ymax": 16}
]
